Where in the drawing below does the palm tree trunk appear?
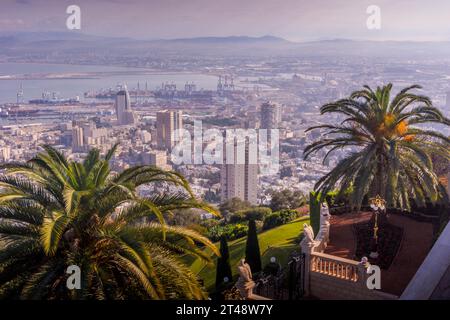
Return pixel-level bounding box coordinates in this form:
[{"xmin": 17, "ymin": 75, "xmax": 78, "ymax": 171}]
[
  {"xmin": 376, "ymin": 146, "xmax": 386, "ymax": 198},
  {"xmin": 376, "ymin": 148, "xmax": 388, "ymax": 226}
]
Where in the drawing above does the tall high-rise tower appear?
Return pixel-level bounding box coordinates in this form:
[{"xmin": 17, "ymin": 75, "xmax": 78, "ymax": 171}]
[
  {"xmin": 115, "ymin": 85, "xmax": 136, "ymax": 126},
  {"xmin": 156, "ymin": 110, "xmax": 183, "ymax": 151},
  {"xmin": 72, "ymin": 126, "xmax": 84, "ymax": 152},
  {"xmin": 260, "ymin": 101, "xmax": 281, "ymax": 130},
  {"xmin": 220, "ymin": 141, "xmax": 258, "ymax": 205}
]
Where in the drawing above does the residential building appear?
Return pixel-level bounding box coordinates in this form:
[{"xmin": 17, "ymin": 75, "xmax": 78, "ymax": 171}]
[{"xmin": 156, "ymin": 110, "xmax": 183, "ymax": 151}]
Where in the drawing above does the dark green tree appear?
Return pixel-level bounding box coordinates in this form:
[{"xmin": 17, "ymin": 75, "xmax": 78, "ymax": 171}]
[
  {"xmin": 270, "ymin": 189, "xmax": 306, "ymax": 211},
  {"xmin": 244, "ymin": 220, "xmax": 262, "ymax": 273},
  {"xmin": 219, "ymin": 197, "xmax": 251, "ymax": 217},
  {"xmin": 309, "ymin": 191, "xmax": 321, "ymax": 236},
  {"xmin": 215, "ymin": 236, "xmax": 233, "ymax": 290}
]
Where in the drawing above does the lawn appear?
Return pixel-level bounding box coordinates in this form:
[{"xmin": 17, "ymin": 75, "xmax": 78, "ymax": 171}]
[{"xmin": 188, "ymin": 216, "xmax": 310, "ymax": 291}]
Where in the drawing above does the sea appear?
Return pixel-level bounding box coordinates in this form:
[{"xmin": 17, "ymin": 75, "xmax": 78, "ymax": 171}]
[{"xmin": 0, "ymin": 62, "xmax": 219, "ymax": 105}]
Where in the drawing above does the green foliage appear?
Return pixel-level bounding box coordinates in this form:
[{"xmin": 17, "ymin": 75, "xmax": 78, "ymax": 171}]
[
  {"xmin": 324, "ymin": 187, "xmax": 353, "ymax": 207},
  {"xmin": 204, "ymin": 189, "xmax": 221, "ymax": 203},
  {"xmin": 245, "ymin": 220, "xmax": 262, "ymax": 273},
  {"xmin": 262, "ymin": 209, "xmax": 298, "ymax": 230},
  {"xmin": 269, "ymin": 189, "xmax": 306, "ymax": 212},
  {"xmin": 215, "ymin": 236, "xmax": 232, "ymax": 290},
  {"xmin": 200, "ymin": 218, "xmax": 220, "ymax": 229},
  {"xmin": 165, "ymin": 209, "xmax": 201, "ymax": 226},
  {"xmin": 431, "ymin": 152, "xmax": 450, "ymax": 177},
  {"xmin": 229, "ymin": 207, "xmax": 272, "ymax": 223},
  {"xmin": 243, "ymin": 207, "xmax": 272, "ymax": 221},
  {"xmin": 207, "ymin": 223, "xmax": 248, "ymax": 242},
  {"xmin": 228, "ymin": 211, "xmax": 246, "ymax": 223},
  {"xmin": 0, "ymin": 145, "xmax": 220, "ymax": 299},
  {"xmin": 219, "ymin": 197, "xmax": 251, "ymax": 217},
  {"xmin": 304, "ymin": 84, "xmax": 450, "ymax": 210},
  {"xmin": 309, "ymin": 191, "xmax": 321, "ymax": 236}
]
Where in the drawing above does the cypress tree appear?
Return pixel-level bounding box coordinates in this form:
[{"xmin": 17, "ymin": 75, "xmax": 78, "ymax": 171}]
[
  {"xmin": 309, "ymin": 191, "xmax": 321, "ymax": 236},
  {"xmin": 215, "ymin": 235, "xmax": 233, "ymax": 290},
  {"xmin": 245, "ymin": 219, "xmax": 262, "ymax": 273}
]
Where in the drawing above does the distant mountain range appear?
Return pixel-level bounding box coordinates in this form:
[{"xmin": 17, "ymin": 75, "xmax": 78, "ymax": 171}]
[
  {"xmin": 162, "ymin": 35, "xmax": 291, "ymax": 44},
  {"xmin": 0, "ymin": 32, "xmax": 289, "ymax": 43},
  {"xmin": 2, "ymin": 31, "xmax": 450, "ymax": 58}
]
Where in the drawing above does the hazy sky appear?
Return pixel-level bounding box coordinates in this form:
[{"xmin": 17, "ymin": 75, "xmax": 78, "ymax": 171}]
[{"xmin": 1, "ymin": 0, "xmax": 450, "ymax": 41}]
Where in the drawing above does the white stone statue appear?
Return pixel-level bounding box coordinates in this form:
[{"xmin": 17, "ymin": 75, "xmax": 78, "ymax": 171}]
[
  {"xmin": 321, "ymin": 202, "xmax": 330, "ymax": 217},
  {"xmin": 319, "ymin": 202, "xmax": 331, "ymax": 244},
  {"xmin": 236, "ymin": 259, "xmax": 255, "ymax": 299},
  {"xmin": 301, "ymin": 202, "xmax": 332, "ymax": 253},
  {"xmin": 303, "ymin": 224, "xmax": 315, "ymax": 243},
  {"xmin": 300, "ymin": 224, "xmax": 316, "ymax": 252}
]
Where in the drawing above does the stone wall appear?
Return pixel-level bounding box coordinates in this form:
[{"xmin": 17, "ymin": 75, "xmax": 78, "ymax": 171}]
[{"xmin": 310, "ymin": 268, "xmax": 396, "ymax": 300}]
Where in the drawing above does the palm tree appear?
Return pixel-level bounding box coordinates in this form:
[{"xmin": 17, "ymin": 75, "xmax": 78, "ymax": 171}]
[
  {"xmin": 0, "ymin": 144, "xmax": 219, "ymax": 299},
  {"xmin": 304, "ymin": 84, "xmax": 450, "ymax": 210}
]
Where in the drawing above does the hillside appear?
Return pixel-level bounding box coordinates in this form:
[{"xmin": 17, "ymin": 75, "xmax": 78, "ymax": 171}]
[{"xmin": 189, "ymin": 216, "xmax": 310, "ymax": 291}]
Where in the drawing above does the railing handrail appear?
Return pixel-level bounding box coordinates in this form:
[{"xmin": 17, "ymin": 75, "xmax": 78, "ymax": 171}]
[
  {"xmin": 310, "ymin": 252, "xmax": 360, "ymax": 282},
  {"xmin": 311, "ymin": 251, "xmax": 360, "ymax": 266}
]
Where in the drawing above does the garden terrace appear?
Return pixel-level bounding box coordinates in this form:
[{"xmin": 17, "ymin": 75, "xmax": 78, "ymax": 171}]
[{"xmin": 324, "ymin": 211, "xmax": 434, "ymax": 296}]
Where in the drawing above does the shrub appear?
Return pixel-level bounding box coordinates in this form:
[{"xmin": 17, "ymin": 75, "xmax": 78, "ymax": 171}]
[
  {"xmin": 219, "ymin": 197, "xmax": 251, "ymax": 216},
  {"xmin": 270, "ymin": 189, "xmax": 306, "ymax": 211},
  {"xmin": 228, "ymin": 211, "xmax": 246, "ymax": 223},
  {"xmin": 207, "ymin": 223, "xmax": 248, "ymax": 242},
  {"xmin": 278, "ymin": 209, "xmax": 298, "ymax": 222},
  {"xmin": 201, "ymin": 218, "xmax": 220, "ymax": 229},
  {"xmin": 232, "ymin": 207, "xmax": 272, "ymax": 223},
  {"xmin": 326, "ymin": 188, "xmax": 353, "ymax": 207},
  {"xmin": 262, "ymin": 209, "xmax": 298, "ymax": 230},
  {"xmin": 263, "ymin": 213, "xmax": 281, "ymax": 230},
  {"xmin": 243, "ymin": 207, "xmax": 272, "ymax": 221},
  {"xmin": 166, "ymin": 209, "xmax": 201, "ymax": 226}
]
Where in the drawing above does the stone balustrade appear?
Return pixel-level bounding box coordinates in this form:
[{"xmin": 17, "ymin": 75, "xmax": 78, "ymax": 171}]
[
  {"xmin": 310, "ymin": 252, "xmax": 359, "ymax": 282},
  {"xmin": 299, "ymin": 203, "xmax": 397, "ymax": 300}
]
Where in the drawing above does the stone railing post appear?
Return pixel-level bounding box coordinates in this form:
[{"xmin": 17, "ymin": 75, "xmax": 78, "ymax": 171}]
[
  {"xmin": 357, "ymin": 257, "xmax": 370, "ymax": 289},
  {"xmin": 300, "ymin": 224, "xmax": 316, "ymax": 296},
  {"xmin": 320, "ymin": 205, "xmax": 331, "ymax": 246},
  {"xmin": 235, "ymin": 259, "xmax": 270, "ymax": 300}
]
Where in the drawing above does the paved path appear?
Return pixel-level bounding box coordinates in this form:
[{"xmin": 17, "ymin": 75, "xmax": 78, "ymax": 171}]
[
  {"xmin": 324, "ymin": 212, "xmax": 372, "ymax": 259},
  {"xmin": 324, "ymin": 212, "xmax": 433, "ymax": 296}
]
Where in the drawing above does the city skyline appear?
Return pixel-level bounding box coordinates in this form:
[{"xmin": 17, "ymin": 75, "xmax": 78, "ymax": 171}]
[
  {"xmin": 1, "ymin": 0, "xmax": 450, "ymax": 42},
  {"xmin": 0, "ymin": 0, "xmax": 449, "ymax": 303}
]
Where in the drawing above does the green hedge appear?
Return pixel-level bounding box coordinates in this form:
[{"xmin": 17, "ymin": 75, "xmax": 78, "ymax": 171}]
[
  {"xmin": 207, "ymin": 223, "xmax": 249, "ymax": 242},
  {"xmin": 262, "ymin": 209, "xmax": 298, "ymax": 230},
  {"xmin": 229, "ymin": 207, "xmax": 272, "ymax": 223}
]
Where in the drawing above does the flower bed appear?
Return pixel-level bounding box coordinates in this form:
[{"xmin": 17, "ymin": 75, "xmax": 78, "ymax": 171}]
[{"xmin": 353, "ymin": 220, "xmax": 403, "ymax": 269}]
